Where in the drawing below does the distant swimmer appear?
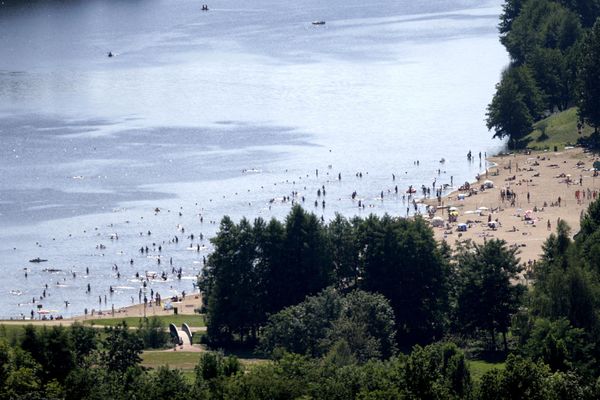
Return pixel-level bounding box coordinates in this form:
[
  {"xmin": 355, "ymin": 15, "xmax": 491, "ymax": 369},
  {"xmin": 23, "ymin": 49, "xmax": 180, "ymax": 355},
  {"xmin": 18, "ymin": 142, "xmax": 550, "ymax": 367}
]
[{"xmin": 107, "ymin": 51, "xmax": 114, "ymax": 58}]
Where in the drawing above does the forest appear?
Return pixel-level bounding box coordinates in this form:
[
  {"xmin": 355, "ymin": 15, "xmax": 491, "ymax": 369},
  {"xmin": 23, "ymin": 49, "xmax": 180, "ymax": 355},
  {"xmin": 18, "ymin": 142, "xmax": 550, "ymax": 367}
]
[{"xmin": 486, "ymin": 0, "xmax": 600, "ymax": 148}]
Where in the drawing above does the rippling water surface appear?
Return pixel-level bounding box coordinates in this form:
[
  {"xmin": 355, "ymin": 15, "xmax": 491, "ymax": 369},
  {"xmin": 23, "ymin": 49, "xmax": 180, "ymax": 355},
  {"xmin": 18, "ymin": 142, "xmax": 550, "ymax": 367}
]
[{"xmin": 0, "ymin": 0, "xmax": 507, "ymax": 318}]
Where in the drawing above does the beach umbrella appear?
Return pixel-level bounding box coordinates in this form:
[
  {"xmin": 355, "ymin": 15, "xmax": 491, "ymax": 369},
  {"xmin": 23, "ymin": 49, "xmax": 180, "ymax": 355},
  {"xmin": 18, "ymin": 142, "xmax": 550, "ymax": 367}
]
[
  {"xmin": 448, "ymin": 206, "xmax": 458, "ymax": 211},
  {"xmin": 484, "ymin": 180, "xmax": 494, "ymax": 188}
]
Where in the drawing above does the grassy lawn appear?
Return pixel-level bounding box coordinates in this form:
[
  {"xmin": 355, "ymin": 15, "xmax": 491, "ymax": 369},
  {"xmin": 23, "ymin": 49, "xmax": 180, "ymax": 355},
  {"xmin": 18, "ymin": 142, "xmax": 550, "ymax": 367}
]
[
  {"xmin": 142, "ymin": 351, "xmax": 204, "ymax": 371},
  {"xmin": 469, "ymin": 359, "xmax": 506, "ymax": 382},
  {"xmin": 0, "ymin": 324, "xmax": 35, "ymax": 343},
  {"xmin": 524, "ymin": 107, "xmax": 594, "ymax": 150},
  {"xmin": 85, "ymin": 314, "xmax": 205, "ymax": 328},
  {"xmin": 141, "ymin": 348, "xmax": 269, "ymax": 372}
]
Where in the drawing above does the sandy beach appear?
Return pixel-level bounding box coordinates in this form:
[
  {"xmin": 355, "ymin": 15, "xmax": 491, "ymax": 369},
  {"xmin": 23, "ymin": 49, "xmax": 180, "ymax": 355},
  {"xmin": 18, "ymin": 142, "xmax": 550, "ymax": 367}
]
[
  {"xmin": 72, "ymin": 292, "xmax": 203, "ymax": 321},
  {"xmin": 0, "ymin": 293, "xmax": 203, "ymax": 326},
  {"xmin": 426, "ymin": 147, "xmax": 600, "ymax": 276}
]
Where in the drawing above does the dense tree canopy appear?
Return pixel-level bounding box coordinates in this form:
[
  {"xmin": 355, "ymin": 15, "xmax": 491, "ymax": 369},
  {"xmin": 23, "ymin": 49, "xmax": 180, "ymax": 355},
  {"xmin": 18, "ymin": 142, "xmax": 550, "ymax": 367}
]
[
  {"xmin": 356, "ymin": 215, "xmax": 450, "ymax": 348},
  {"xmin": 486, "ymin": 69, "xmax": 537, "ymax": 147},
  {"xmin": 260, "ymin": 288, "xmax": 397, "ymax": 362},
  {"xmin": 201, "ymin": 209, "xmax": 450, "ymax": 350},
  {"xmin": 489, "ymin": 0, "xmax": 600, "ymax": 146},
  {"xmin": 577, "ymin": 18, "xmax": 600, "ymax": 132},
  {"xmin": 454, "ymin": 240, "xmax": 525, "ymax": 350}
]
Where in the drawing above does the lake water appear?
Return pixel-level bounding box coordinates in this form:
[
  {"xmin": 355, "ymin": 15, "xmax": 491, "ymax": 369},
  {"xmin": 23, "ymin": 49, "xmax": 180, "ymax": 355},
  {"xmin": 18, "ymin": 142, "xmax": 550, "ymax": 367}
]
[{"xmin": 0, "ymin": 0, "xmax": 507, "ymax": 318}]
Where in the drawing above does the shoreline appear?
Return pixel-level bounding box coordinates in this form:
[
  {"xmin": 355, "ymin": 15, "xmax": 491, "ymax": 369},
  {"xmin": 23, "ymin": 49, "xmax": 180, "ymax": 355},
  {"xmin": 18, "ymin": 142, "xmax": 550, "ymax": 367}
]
[
  {"xmin": 0, "ymin": 291, "xmax": 202, "ymax": 324},
  {"xmin": 426, "ymin": 147, "xmax": 600, "ymax": 270},
  {"xmin": 3, "ymin": 148, "xmax": 599, "ymax": 323}
]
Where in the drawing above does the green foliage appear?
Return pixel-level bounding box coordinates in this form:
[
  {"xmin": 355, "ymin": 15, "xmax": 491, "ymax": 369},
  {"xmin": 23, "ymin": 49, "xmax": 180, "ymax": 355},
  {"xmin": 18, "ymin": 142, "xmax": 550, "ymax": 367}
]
[
  {"xmin": 260, "ymin": 288, "xmax": 397, "ymax": 362},
  {"xmin": 499, "ymin": 0, "xmax": 525, "ymax": 35},
  {"xmin": 403, "ymin": 342, "xmax": 472, "ymax": 399},
  {"xmin": 202, "ymin": 216, "xmax": 256, "ymax": 345},
  {"xmin": 138, "ymin": 317, "xmax": 169, "ymax": 349},
  {"xmin": 64, "ymin": 367, "xmax": 106, "ymax": 400},
  {"xmin": 540, "ymin": 219, "xmax": 573, "ymax": 270},
  {"xmin": 5, "ymin": 366, "xmax": 42, "ymax": 400},
  {"xmin": 203, "ymin": 209, "xmax": 448, "ymax": 351},
  {"xmin": 529, "ymin": 47, "xmax": 573, "ymax": 110},
  {"xmin": 328, "ymin": 213, "xmax": 360, "ymax": 287},
  {"xmin": 144, "ymin": 366, "xmax": 190, "ymax": 400},
  {"xmin": 192, "ymin": 352, "xmax": 241, "ymax": 398},
  {"xmin": 577, "ymin": 18, "xmax": 600, "ymax": 132},
  {"xmin": 260, "ymin": 287, "xmax": 343, "ymax": 358},
  {"xmin": 101, "ymin": 322, "xmax": 144, "ymax": 373},
  {"xmin": 577, "ymin": 193, "xmax": 600, "ymax": 258},
  {"xmin": 454, "ymin": 239, "xmax": 525, "ymax": 350},
  {"xmin": 69, "ymin": 323, "xmax": 97, "ymax": 365},
  {"xmin": 522, "ymin": 318, "xmax": 595, "ymax": 375},
  {"xmin": 546, "ymin": 370, "xmax": 594, "ymax": 400},
  {"xmin": 557, "ymin": 0, "xmax": 600, "ymax": 27},
  {"xmin": 490, "ymin": 0, "xmax": 600, "ymax": 147},
  {"xmin": 331, "ymin": 289, "xmax": 398, "ymax": 362},
  {"xmin": 476, "ymin": 354, "xmax": 552, "ymax": 400},
  {"xmin": 503, "ymin": 0, "xmax": 582, "ymax": 64},
  {"xmin": 18, "ymin": 325, "xmax": 75, "ymax": 383},
  {"xmin": 202, "ymin": 207, "xmax": 333, "ymax": 346},
  {"xmin": 279, "ymin": 205, "xmax": 333, "ymax": 308},
  {"xmin": 357, "ymin": 215, "xmax": 449, "ymax": 348},
  {"xmin": 532, "ymin": 257, "xmax": 600, "ymax": 332},
  {"xmin": 195, "ymin": 352, "xmax": 240, "ymax": 382},
  {"xmin": 486, "ymin": 67, "xmax": 538, "ymax": 148}
]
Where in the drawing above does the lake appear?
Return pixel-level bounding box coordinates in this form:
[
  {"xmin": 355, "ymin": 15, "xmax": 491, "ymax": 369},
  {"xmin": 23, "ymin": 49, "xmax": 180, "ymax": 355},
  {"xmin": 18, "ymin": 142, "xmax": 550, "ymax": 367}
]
[{"xmin": 0, "ymin": 0, "xmax": 507, "ymax": 318}]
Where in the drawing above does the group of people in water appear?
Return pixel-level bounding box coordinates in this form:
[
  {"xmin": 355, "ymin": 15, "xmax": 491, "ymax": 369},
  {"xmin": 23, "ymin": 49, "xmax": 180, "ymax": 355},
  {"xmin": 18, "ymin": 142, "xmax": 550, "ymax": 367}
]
[
  {"xmin": 17, "ymin": 151, "xmax": 491, "ymax": 320},
  {"xmin": 21, "ymin": 217, "xmax": 208, "ymax": 320}
]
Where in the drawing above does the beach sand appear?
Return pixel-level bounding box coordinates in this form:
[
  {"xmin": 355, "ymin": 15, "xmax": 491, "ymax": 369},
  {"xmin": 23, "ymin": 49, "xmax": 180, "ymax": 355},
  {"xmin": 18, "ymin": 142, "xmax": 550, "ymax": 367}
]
[
  {"xmin": 0, "ymin": 293, "xmax": 203, "ymax": 326},
  {"xmin": 426, "ymin": 147, "xmax": 600, "ymax": 276}
]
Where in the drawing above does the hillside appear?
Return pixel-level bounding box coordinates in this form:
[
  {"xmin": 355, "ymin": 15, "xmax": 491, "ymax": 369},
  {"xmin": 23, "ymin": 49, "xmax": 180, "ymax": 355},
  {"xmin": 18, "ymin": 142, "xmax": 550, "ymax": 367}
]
[{"xmin": 524, "ymin": 108, "xmax": 594, "ymax": 150}]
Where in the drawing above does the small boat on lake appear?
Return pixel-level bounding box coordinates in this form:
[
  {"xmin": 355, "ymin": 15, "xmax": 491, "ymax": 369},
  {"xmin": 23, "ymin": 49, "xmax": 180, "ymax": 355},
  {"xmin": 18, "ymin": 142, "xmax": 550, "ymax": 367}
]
[
  {"xmin": 29, "ymin": 258, "xmax": 48, "ymax": 263},
  {"xmin": 312, "ymin": 21, "xmax": 326, "ymax": 25}
]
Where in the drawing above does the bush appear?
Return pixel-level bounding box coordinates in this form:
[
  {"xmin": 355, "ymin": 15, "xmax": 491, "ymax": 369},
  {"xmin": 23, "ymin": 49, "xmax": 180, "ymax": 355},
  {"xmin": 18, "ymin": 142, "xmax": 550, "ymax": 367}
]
[{"xmin": 138, "ymin": 317, "xmax": 169, "ymax": 349}]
